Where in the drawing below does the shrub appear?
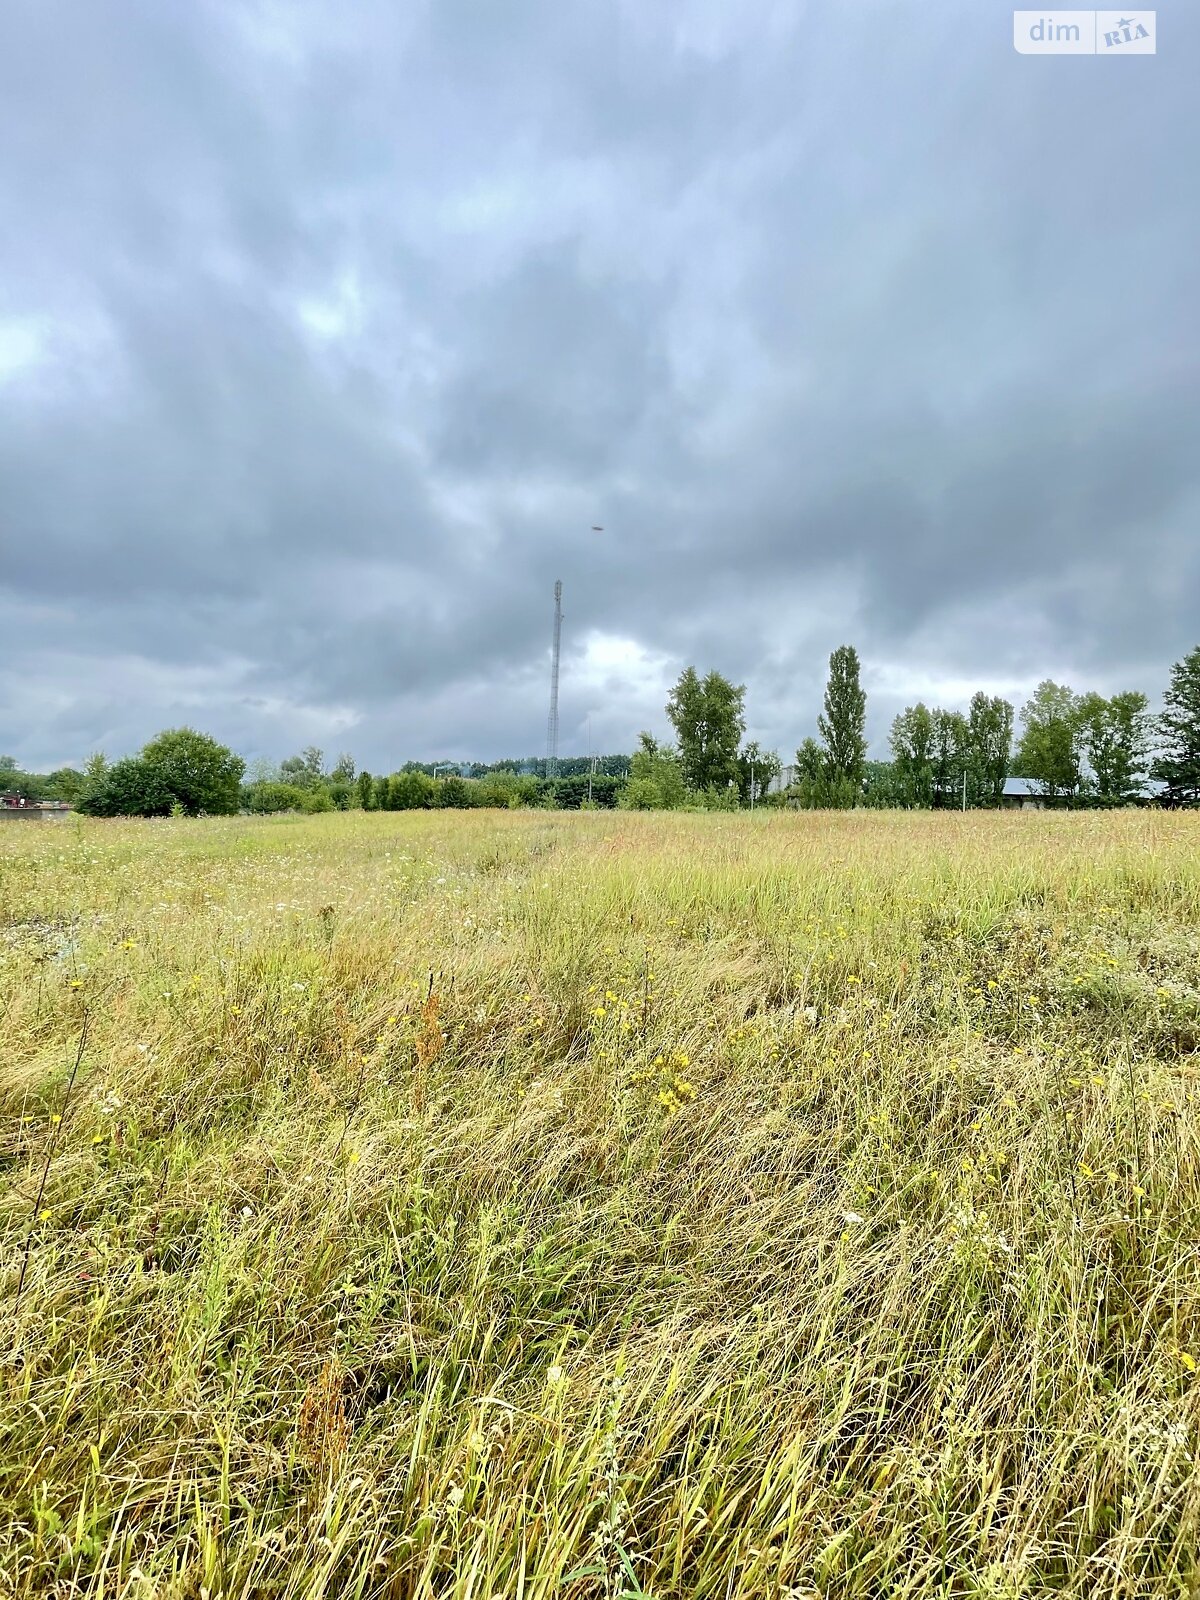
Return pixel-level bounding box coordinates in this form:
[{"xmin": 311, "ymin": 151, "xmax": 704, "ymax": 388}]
[
  {"xmin": 243, "ymin": 782, "xmax": 308, "ymax": 815},
  {"xmin": 77, "ymin": 756, "xmax": 175, "ymax": 818}
]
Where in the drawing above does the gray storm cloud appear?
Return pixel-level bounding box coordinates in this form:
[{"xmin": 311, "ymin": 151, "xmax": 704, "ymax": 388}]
[{"xmin": 1, "ymin": 0, "xmax": 1196, "ymax": 770}]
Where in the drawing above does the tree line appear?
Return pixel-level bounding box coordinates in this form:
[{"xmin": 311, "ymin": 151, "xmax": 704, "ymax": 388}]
[
  {"xmin": 5, "ymin": 642, "xmax": 1198, "ymax": 817},
  {"xmin": 621, "ymin": 643, "xmax": 1200, "ymax": 810}
]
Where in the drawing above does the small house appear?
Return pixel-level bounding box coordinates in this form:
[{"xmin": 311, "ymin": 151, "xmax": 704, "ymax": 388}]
[{"xmin": 999, "ymin": 777, "xmax": 1044, "ymax": 810}]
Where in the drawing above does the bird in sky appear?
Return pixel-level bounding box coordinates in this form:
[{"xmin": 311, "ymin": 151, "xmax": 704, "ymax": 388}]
[{"xmin": 592, "ymin": 525, "xmax": 604, "ymax": 532}]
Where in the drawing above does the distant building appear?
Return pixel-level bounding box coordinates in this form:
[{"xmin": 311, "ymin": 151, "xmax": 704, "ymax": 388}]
[
  {"xmin": 999, "ymin": 777, "xmax": 1045, "ymax": 809},
  {"xmin": 767, "ymin": 764, "xmax": 797, "ymax": 795}
]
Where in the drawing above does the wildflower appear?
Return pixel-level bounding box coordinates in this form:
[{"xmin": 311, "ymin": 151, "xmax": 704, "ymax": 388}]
[
  {"xmin": 1181, "ymin": 1353, "xmax": 1197, "ymax": 1373},
  {"xmin": 592, "ymin": 1006, "xmax": 606, "ymax": 1019},
  {"xmin": 69, "ymin": 979, "xmax": 83, "ymax": 991},
  {"xmin": 843, "ymin": 1210, "xmax": 865, "ymax": 1225},
  {"xmin": 1078, "ymin": 1162, "xmax": 1095, "ymax": 1178},
  {"xmin": 39, "ymin": 1209, "xmax": 52, "ymax": 1222},
  {"xmin": 120, "ymin": 939, "xmax": 136, "ymax": 951},
  {"xmin": 546, "ymin": 1364, "xmax": 566, "ymax": 1386}
]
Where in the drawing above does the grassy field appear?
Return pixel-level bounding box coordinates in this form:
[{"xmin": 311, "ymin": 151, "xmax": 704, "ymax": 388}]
[{"xmin": 3, "ymin": 808, "xmax": 1200, "ymax": 1599}]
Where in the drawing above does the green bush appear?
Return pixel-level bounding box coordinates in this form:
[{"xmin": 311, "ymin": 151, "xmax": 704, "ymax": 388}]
[
  {"xmin": 78, "ymin": 728, "xmax": 244, "ymax": 818},
  {"xmin": 243, "ymin": 782, "xmax": 308, "ymax": 814}
]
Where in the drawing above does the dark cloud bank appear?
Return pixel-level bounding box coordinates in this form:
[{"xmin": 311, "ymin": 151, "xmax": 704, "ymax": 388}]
[{"xmin": 2, "ymin": 0, "xmax": 1197, "ymax": 771}]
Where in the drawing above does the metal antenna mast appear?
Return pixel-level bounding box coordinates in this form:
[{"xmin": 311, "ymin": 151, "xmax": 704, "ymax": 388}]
[{"xmin": 545, "ymin": 579, "xmax": 562, "ymax": 778}]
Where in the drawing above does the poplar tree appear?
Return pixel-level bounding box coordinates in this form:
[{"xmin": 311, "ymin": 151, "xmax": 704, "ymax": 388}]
[
  {"xmin": 1153, "ymin": 645, "xmax": 1200, "ymax": 803},
  {"xmin": 817, "ymin": 645, "xmax": 867, "ymax": 787}
]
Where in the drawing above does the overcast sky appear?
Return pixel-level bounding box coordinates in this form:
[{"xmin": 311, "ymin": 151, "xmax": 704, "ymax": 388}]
[{"xmin": 2, "ymin": 0, "xmax": 1196, "ymax": 773}]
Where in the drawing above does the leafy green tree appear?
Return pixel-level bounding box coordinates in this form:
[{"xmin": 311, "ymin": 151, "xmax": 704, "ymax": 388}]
[
  {"xmin": 930, "ymin": 709, "xmax": 969, "ymax": 805},
  {"xmin": 735, "ymin": 741, "xmax": 781, "ymax": 806},
  {"xmin": 792, "ymin": 735, "xmax": 856, "ymax": 808},
  {"xmin": 140, "ymin": 728, "xmax": 244, "ymax": 815},
  {"xmin": 1076, "ymin": 691, "xmax": 1150, "ymax": 802},
  {"xmin": 373, "ymin": 775, "xmax": 391, "ymax": 810},
  {"xmin": 0, "ymin": 766, "xmax": 46, "ymax": 801},
  {"xmin": 78, "ymin": 730, "xmax": 243, "ymax": 817},
  {"xmin": 666, "ymin": 668, "xmax": 746, "ymax": 794},
  {"xmin": 1, "ymin": 760, "xmax": 48, "ymax": 800},
  {"xmin": 861, "ymin": 760, "xmax": 916, "ymax": 808},
  {"xmin": 966, "ymin": 694, "xmax": 1014, "ymax": 807},
  {"xmin": 78, "ymin": 752, "xmax": 108, "ymax": 806},
  {"xmin": 437, "ymin": 776, "xmax": 474, "ymax": 809},
  {"xmin": 476, "ymin": 770, "xmax": 539, "ymax": 808},
  {"xmin": 890, "ymin": 703, "xmax": 937, "ymax": 806},
  {"xmin": 545, "ymin": 774, "xmax": 622, "ymax": 809},
  {"xmin": 817, "ymin": 646, "xmax": 867, "ymax": 788},
  {"xmin": 244, "ymin": 781, "xmax": 307, "ymax": 814},
  {"xmin": 1015, "ymin": 682, "xmax": 1082, "ymax": 798},
  {"xmin": 280, "ymin": 747, "xmax": 326, "ymax": 789},
  {"xmin": 356, "ymin": 770, "xmax": 375, "ymax": 809},
  {"xmin": 794, "ymin": 738, "xmax": 826, "ymax": 785},
  {"xmin": 1152, "ymin": 645, "xmax": 1200, "ymax": 804},
  {"xmin": 620, "ymin": 733, "xmax": 686, "ymax": 810},
  {"xmin": 332, "ymin": 752, "xmax": 356, "ymax": 783},
  {"xmin": 77, "ymin": 757, "xmax": 175, "ymax": 817},
  {"xmin": 388, "ymin": 771, "xmax": 437, "ymax": 809},
  {"xmin": 45, "ymin": 767, "xmax": 85, "ymax": 803}
]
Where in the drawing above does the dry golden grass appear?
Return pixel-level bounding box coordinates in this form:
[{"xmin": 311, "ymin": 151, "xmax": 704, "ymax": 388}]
[{"xmin": 2, "ymin": 807, "xmax": 1200, "ymax": 1598}]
